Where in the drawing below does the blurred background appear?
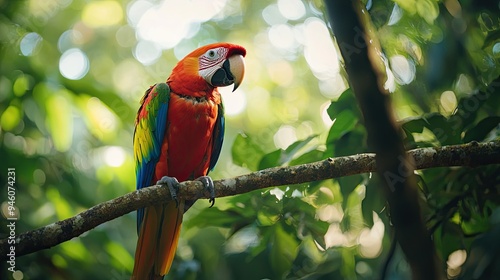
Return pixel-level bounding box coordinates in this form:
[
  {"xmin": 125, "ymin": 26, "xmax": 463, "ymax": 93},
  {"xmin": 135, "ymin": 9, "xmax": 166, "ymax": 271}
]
[{"xmin": 0, "ymin": 0, "xmax": 499, "ymax": 279}]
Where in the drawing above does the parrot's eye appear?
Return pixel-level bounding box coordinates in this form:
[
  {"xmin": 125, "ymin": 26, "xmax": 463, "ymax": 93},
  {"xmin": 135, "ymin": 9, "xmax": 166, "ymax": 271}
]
[{"xmin": 204, "ymin": 48, "xmax": 223, "ymax": 61}]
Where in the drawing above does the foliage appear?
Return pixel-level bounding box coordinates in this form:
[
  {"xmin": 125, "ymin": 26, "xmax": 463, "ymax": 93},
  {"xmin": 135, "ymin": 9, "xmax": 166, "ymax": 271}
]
[{"xmin": 0, "ymin": 0, "xmax": 499, "ymax": 279}]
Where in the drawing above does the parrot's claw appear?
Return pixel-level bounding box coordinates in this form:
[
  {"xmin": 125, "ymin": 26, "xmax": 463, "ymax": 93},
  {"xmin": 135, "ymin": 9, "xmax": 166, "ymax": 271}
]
[
  {"xmin": 196, "ymin": 176, "xmax": 216, "ymax": 207},
  {"xmin": 157, "ymin": 176, "xmax": 181, "ymax": 208}
]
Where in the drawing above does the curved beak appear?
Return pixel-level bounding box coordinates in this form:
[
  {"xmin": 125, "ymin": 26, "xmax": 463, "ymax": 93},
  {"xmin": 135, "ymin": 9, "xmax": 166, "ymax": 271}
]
[
  {"xmin": 209, "ymin": 54, "xmax": 245, "ymax": 91},
  {"xmin": 227, "ymin": 54, "xmax": 245, "ymax": 92}
]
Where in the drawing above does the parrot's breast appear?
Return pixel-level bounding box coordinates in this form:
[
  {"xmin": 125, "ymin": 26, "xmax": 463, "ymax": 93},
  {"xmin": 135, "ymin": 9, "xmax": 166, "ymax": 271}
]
[{"xmin": 154, "ymin": 91, "xmax": 220, "ymax": 182}]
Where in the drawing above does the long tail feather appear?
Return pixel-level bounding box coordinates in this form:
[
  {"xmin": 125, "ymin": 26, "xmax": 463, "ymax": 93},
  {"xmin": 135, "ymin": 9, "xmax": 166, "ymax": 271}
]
[{"xmin": 131, "ymin": 201, "xmax": 184, "ymax": 280}]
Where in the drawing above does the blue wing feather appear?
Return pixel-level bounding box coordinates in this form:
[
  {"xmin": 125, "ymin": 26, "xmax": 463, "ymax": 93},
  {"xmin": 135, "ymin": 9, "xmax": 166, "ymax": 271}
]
[{"xmin": 209, "ymin": 103, "xmax": 225, "ymax": 172}]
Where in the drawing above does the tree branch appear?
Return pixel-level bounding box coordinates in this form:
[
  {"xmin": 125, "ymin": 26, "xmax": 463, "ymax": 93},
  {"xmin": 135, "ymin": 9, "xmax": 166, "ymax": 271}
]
[{"xmin": 1, "ymin": 141, "xmax": 499, "ymax": 260}]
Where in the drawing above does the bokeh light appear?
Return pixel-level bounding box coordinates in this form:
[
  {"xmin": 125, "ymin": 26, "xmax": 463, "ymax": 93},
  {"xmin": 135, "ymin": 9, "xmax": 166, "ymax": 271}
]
[
  {"xmin": 358, "ymin": 213, "xmax": 384, "ymax": 258},
  {"xmin": 127, "ymin": 0, "xmax": 154, "ymax": 27},
  {"xmin": 33, "ymin": 169, "xmax": 47, "ymax": 185},
  {"xmin": 0, "ymin": 106, "xmax": 21, "ymax": 131},
  {"xmin": 20, "ymin": 32, "xmax": 42, "ymax": 56},
  {"xmin": 440, "ymin": 90, "xmax": 457, "ymax": 114},
  {"xmin": 270, "ymin": 187, "xmax": 285, "ymax": 200},
  {"xmin": 59, "ymin": 48, "xmax": 90, "ymax": 80},
  {"xmin": 133, "ymin": 40, "xmax": 162, "ymax": 65},
  {"xmin": 303, "ymin": 17, "xmax": 339, "ymax": 80},
  {"xmin": 85, "ymin": 97, "xmax": 119, "ymax": 139},
  {"xmin": 274, "ymin": 125, "xmax": 297, "ymax": 149},
  {"xmin": 262, "ymin": 4, "xmax": 287, "ymax": 26},
  {"xmin": 57, "ymin": 30, "xmax": 73, "ymax": 52},
  {"xmin": 317, "ymin": 203, "xmax": 344, "ymax": 223},
  {"xmin": 103, "ymin": 146, "xmax": 127, "ymax": 167},
  {"xmin": 131, "ymin": 0, "xmax": 229, "ymax": 50},
  {"xmin": 324, "ymin": 223, "xmax": 348, "ymax": 248},
  {"xmin": 268, "ymin": 60, "xmax": 294, "ymax": 87},
  {"xmin": 389, "ymin": 54, "xmax": 415, "ymax": 85},
  {"xmin": 112, "ymin": 59, "xmax": 148, "ymax": 97},
  {"xmin": 277, "ymin": 0, "xmax": 305, "ymax": 21},
  {"xmin": 447, "ymin": 249, "xmax": 467, "ymax": 278},
  {"xmin": 245, "ymin": 86, "xmax": 271, "ymax": 127},
  {"xmin": 82, "ymin": 1, "xmax": 123, "ymax": 28},
  {"xmin": 115, "ymin": 25, "xmax": 136, "ymax": 47},
  {"xmin": 268, "ymin": 24, "xmax": 297, "ymax": 50},
  {"xmin": 493, "ymin": 42, "xmax": 500, "ymax": 57},
  {"xmin": 13, "ymin": 75, "xmax": 30, "ymax": 97},
  {"xmin": 388, "ymin": 4, "xmax": 403, "ymax": 26},
  {"xmin": 220, "ymin": 87, "xmax": 247, "ymax": 116}
]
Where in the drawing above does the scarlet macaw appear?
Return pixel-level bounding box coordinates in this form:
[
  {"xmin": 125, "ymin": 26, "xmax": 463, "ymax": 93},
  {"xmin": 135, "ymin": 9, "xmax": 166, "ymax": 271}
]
[{"xmin": 131, "ymin": 43, "xmax": 246, "ymax": 279}]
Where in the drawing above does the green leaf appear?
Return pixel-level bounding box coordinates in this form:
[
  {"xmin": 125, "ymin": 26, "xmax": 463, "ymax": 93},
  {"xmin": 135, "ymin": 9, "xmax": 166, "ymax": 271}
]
[
  {"xmin": 259, "ymin": 149, "xmax": 282, "ymax": 170},
  {"xmin": 484, "ymin": 29, "xmax": 500, "ymax": 48},
  {"xmin": 333, "ymin": 129, "xmax": 366, "ymax": 157},
  {"xmin": 402, "ymin": 117, "xmax": 427, "ymax": 148},
  {"xmin": 282, "ymin": 135, "xmax": 317, "ymax": 163},
  {"xmin": 324, "ymin": 89, "xmax": 366, "ymax": 157},
  {"xmin": 362, "ymin": 177, "xmax": 386, "ymax": 227},
  {"xmin": 232, "ymin": 133, "xmax": 265, "ymax": 171},
  {"xmin": 257, "ymin": 210, "xmax": 279, "ymax": 226},
  {"xmin": 283, "ymin": 196, "xmax": 315, "ymax": 216},
  {"xmin": 339, "ymin": 175, "xmax": 363, "ymax": 203},
  {"xmin": 327, "ymin": 88, "xmax": 360, "ymax": 121},
  {"xmin": 402, "ymin": 113, "xmax": 461, "ymax": 145},
  {"xmin": 402, "ymin": 117, "xmax": 427, "ymax": 134},
  {"xmin": 461, "ymin": 207, "xmax": 491, "ymax": 235},
  {"xmin": 270, "ymin": 223, "xmax": 299, "ymax": 279},
  {"xmin": 453, "ymin": 92, "xmax": 489, "ymax": 131},
  {"xmin": 185, "ymin": 207, "xmax": 249, "ymax": 230},
  {"xmin": 327, "ymin": 110, "xmax": 357, "ymax": 142},
  {"xmin": 463, "ymin": 116, "xmax": 500, "ymax": 142},
  {"xmin": 289, "ymin": 149, "xmax": 324, "ymax": 166},
  {"xmin": 302, "ymin": 214, "xmax": 329, "ymax": 250},
  {"xmin": 259, "ymin": 135, "xmax": 318, "ymax": 169},
  {"xmin": 424, "ymin": 113, "xmax": 459, "ymax": 145},
  {"xmin": 340, "ymin": 247, "xmax": 356, "ymax": 279}
]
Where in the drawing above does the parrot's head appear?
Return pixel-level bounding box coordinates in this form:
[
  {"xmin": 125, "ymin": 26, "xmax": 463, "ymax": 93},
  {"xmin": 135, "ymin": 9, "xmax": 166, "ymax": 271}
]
[{"xmin": 168, "ymin": 43, "xmax": 246, "ymax": 96}]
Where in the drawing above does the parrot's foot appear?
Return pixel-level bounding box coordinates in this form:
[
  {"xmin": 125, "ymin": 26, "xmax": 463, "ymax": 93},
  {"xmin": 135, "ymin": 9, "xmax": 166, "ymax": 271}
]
[
  {"xmin": 157, "ymin": 176, "xmax": 181, "ymax": 208},
  {"xmin": 195, "ymin": 176, "xmax": 215, "ymax": 207}
]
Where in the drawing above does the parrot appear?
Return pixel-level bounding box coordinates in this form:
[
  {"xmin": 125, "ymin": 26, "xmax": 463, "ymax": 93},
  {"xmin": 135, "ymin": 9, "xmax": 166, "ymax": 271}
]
[{"xmin": 131, "ymin": 42, "xmax": 246, "ymax": 279}]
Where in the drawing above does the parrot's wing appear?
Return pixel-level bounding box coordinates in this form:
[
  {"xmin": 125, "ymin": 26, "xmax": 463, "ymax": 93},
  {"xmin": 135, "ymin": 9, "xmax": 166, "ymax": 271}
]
[
  {"xmin": 133, "ymin": 83, "xmax": 184, "ymax": 278},
  {"xmin": 209, "ymin": 102, "xmax": 225, "ymax": 172},
  {"xmin": 133, "ymin": 82, "xmax": 170, "ymax": 231}
]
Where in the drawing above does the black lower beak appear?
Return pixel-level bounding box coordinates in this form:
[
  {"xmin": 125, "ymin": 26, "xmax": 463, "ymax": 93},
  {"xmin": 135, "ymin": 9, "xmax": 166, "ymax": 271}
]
[{"xmin": 210, "ymin": 59, "xmax": 234, "ymax": 87}]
